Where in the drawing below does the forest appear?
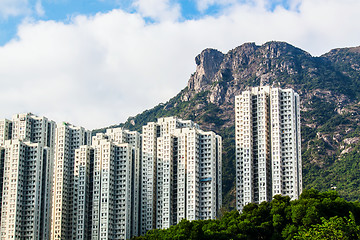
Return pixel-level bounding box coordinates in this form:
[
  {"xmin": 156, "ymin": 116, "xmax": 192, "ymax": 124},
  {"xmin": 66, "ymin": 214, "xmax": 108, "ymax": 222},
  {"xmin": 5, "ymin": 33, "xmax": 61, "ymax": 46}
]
[{"xmin": 132, "ymin": 189, "xmax": 360, "ymax": 240}]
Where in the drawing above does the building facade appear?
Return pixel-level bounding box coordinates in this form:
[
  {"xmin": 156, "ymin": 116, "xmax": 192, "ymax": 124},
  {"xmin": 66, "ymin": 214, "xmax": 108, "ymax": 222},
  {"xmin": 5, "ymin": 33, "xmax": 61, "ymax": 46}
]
[
  {"xmin": 235, "ymin": 86, "xmax": 302, "ymax": 211},
  {"xmin": 51, "ymin": 123, "xmax": 91, "ymax": 240},
  {"xmin": 0, "ymin": 141, "xmax": 50, "ymax": 239},
  {"xmin": 72, "ymin": 145, "xmax": 94, "ymax": 240},
  {"xmin": 90, "ymin": 134, "xmax": 133, "ymax": 240},
  {"xmin": 0, "ymin": 113, "xmax": 56, "ymax": 239},
  {"xmin": 0, "ymin": 147, "xmax": 4, "ymax": 223},
  {"xmin": 0, "ymin": 119, "xmax": 12, "ymax": 145},
  {"xmin": 141, "ymin": 117, "xmax": 222, "ymax": 234},
  {"xmin": 71, "ymin": 128, "xmax": 141, "ymax": 240},
  {"xmin": 105, "ymin": 128, "xmax": 141, "ymax": 237},
  {"xmin": 0, "ymin": 113, "xmax": 221, "ymax": 239}
]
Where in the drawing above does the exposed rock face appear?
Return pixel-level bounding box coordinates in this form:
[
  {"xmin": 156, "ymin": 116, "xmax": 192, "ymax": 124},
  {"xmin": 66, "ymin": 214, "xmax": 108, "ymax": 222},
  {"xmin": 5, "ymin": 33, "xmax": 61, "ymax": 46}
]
[
  {"xmin": 187, "ymin": 48, "xmax": 224, "ymax": 92},
  {"xmin": 179, "ymin": 41, "xmax": 360, "ymax": 142},
  {"xmin": 120, "ymin": 41, "xmax": 360, "ymax": 206},
  {"xmin": 323, "ymin": 46, "xmax": 360, "ymax": 72},
  {"xmin": 183, "ymin": 41, "xmax": 319, "ymax": 106},
  {"xmin": 178, "ymin": 41, "xmax": 360, "ymax": 203}
]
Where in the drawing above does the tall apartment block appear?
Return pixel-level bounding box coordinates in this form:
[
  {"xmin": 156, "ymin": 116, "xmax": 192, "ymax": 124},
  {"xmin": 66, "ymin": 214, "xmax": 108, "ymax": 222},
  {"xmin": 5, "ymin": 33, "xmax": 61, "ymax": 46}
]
[
  {"xmin": 141, "ymin": 117, "xmax": 222, "ymax": 234},
  {"xmin": 71, "ymin": 128, "xmax": 141, "ymax": 240},
  {"xmin": 0, "ymin": 119, "xmax": 12, "ymax": 145},
  {"xmin": 90, "ymin": 133, "xmax": 133, "ymax": 239},
  {"xmin": 51, "ymin": 122, "xmax": 91, "ymax": 240},
  {"xmin": 105, "ymin": 128, "xmax": 141, "ymax": 237},
  {"xmin": 72, "ymin": 145, "xmax": 94, "ymax": 240},
  {"xmin": 0, "ymin": 113, "xmax": 56, "ymax": 239},
  {"xmin": 0, "ymin": 147, "xmax": 4, "ymax": 223},
  {"xmin": 0, "ymin": 119, "xmax": 11, "ymax": 224},
  {"xmin": 235, "ymin": 86, "xmax": 302, "ymax": 211},
  {"xmin": 0, "ymin": 113, "xmax": 221, "ymax": 239}
]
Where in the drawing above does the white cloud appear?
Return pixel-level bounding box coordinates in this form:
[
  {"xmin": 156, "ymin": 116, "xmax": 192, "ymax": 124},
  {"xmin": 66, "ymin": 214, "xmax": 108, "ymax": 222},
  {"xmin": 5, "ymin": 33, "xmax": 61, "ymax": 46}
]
[
  {"xmin": 194, "ymin": 0, "xmax": 272, "ymax": 12},
  {"xmin": 0, "ymin": 0, "xmax": 360, "ymax": 129},
  {"xmin": 132, "ymin": 0, "xmax": 181, "ymax": 22},
  {"xmin": 0, "ymin": 0, "xmax": 45, "ymax": 19},
  {"xmin": 195, "ymin": 0, "xmax": 234, "ymax": 12},
  {"xmin": 35, "ymin": 0, "xmax": 44, "ymax": 17},
  {"xmin": 0, "ymin": 0, "xmax": 30, "ymax": 18}
]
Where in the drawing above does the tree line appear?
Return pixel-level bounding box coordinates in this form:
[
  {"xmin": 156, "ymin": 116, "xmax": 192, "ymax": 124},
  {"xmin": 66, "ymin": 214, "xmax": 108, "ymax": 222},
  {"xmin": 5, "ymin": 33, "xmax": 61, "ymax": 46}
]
[{"xmin": 132, "ymin": 189, "xmax": 360, "ymax": 240}]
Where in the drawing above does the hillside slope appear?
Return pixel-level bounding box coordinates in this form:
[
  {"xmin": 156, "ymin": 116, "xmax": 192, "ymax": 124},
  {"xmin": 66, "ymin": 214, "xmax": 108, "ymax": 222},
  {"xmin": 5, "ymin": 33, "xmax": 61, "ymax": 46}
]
[{"xmin": 104, "ymin": 41, "xmax": 360, "ymax": 210}]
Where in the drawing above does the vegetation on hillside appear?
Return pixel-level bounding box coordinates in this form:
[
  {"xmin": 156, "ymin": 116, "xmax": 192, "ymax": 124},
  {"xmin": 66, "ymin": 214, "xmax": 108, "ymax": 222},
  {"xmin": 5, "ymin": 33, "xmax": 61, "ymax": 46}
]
[
  {"xmin": 131, "ymin": 189, "xmax": 360, "ymax": 240},
  {"xmin": 96, "ymin": 42, "xmax": 360, "ymax": 210}
]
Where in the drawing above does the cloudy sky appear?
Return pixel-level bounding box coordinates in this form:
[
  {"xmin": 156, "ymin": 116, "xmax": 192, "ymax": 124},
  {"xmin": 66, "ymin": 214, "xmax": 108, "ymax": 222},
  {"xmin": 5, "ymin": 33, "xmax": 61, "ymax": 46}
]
[{"xmin": 0, "ymin": 0, "xmax": 359, "ymax": 129}]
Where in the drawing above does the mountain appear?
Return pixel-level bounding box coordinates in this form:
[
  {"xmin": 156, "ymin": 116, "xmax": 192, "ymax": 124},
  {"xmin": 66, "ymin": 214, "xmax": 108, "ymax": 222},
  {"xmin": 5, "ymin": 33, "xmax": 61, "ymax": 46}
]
[{"xmin": 102, "ymin": 41, "xmax": 360, "ymax": 210}]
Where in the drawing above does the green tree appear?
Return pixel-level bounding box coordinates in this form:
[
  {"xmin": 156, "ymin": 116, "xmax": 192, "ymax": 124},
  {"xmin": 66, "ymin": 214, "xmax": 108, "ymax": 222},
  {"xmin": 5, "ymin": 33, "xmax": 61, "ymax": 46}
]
[{"xmin": 295, "ymin": 213, "xmax": 360, "ymax": 240}]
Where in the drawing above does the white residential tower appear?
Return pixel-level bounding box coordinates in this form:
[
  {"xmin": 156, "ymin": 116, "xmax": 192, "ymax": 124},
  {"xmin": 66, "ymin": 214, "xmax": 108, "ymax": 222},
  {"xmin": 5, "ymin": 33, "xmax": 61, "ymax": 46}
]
[
  {"xmin": 141, "ymin": 117, "xmax": 222, "ymax": 234},
  {"xmin": 0, "ymin": 113, "xmax": 56, "ymax": 239},
  {"xmin": 235, "ymin": 86, "xmax": 302, "ymax": 211}
]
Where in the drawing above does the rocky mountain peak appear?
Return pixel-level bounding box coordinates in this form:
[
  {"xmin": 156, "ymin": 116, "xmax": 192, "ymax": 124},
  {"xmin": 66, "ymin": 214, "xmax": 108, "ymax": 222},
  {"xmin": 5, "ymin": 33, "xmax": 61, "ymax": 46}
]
[
  {"xmin": 325, "ymin": 45, "xmax": 360, "ymax": 56},
  {"xmin": 183, "ymin": 41, "xmax": 313, "ymax": 104},
  {"xmin": 260, "ymin": 41, "xmax": 310, "ymax": 58},
  {"xmin": 119, "ymin": 41, "xmax": 360, "ymax": 207},
  {"xmin": 349, "ymin": 46, "xmax": 360, "ymax": 54},
  {"xmin": 188, "ymin": 48, "xmax": 224, "ymax": 92},
  {"xmin": 231, "ymin": 42, "xmax": 258, "ymax": 56},
  {"xmin": 322, "ymin": 45, "xmax": 360, "ymax": 73}
]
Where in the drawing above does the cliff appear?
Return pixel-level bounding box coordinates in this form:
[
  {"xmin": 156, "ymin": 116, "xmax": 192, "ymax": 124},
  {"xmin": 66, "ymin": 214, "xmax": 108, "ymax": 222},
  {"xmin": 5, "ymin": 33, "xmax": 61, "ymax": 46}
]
[{"xmin": 100, "ymin": 41, "xmax": 360, "ymax": 209}]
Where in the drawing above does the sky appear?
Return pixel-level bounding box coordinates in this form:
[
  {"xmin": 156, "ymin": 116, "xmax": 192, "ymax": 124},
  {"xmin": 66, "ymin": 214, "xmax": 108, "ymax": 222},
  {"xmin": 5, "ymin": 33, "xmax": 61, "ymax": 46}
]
[{"xmin": 0, "ymin": 0, "xmax": 360, "ymax": 129}]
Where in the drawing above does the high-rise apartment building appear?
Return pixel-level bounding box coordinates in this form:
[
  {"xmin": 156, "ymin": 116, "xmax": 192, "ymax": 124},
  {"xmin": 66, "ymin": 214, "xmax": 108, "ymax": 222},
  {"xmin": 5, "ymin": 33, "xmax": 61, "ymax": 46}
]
[
  {"xmin": 105, "ymin": 128, "xmax": 141, "ymax": 237},
  {"xmin": 90, "ymin": 134, "xmax": 133, "ymax": 240},
  {"xmin": 11, "ymin": 113, "xmax": 56, "ymax": 148},
  {"xmin": 0, "ymin": 119, "xmax": 11, "ymax": 222},
  {"xmin": 51, "ymin": 123, "xmax": 91, "ymax": 240},
  {"xmin": 0, "ymin": 140, "xmax": 50, "ymax": 239},
  {"xmin": 0, "ymin": 147, "xmax": 4, "ymax": 222},
  {"xmin": 72, "ymin": 128, "xmax": 141, "ymax": 240},
  {"xmin": 235, "ymin": 86, "xmax": 302, "ymax": 211},
  {"xmin": 72, "ymin": 145, "xmax": 94, "ymax": 240},
  {"xmin": 0, "ymin": 113, "xmax": 56, "ymax": 239},
  {"xmin": 141, "ymin": 117, "xmax": 222, "ymax": 234},
  {"xmin": 0, "ymin": 113, "xmax": 221, "ymax": 239},
  {"xmin": 0, "ymin": 119, "xmax": 12, "ymax": 145}
]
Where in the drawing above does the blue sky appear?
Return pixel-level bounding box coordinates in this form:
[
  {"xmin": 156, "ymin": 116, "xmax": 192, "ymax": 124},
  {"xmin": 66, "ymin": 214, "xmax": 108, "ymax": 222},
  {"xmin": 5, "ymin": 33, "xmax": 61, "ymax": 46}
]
[
  {"xmin": 0, "ymin": 0, "xmax": 122, "ymax": 45},
  {"xmin": 0, "ymin": 0, "xmax": 295, "ymax": 45},
  {"xmin": 0, "ymin": 0, "xmax": 360, "ymax": 129}
]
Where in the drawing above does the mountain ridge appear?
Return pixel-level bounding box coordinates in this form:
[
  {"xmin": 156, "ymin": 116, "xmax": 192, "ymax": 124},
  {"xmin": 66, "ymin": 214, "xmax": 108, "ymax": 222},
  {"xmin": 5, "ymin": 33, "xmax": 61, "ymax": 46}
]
[{"xmin": 97, "ymin": 41, "xmax": 360, "ymax": 210}]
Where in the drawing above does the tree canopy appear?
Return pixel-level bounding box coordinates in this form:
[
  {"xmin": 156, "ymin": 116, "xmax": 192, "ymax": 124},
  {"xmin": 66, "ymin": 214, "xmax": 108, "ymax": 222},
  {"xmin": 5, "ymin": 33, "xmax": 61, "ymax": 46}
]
[{"xmin": 132, "ymin": 189, "xmax": 360, "ymax": 240}]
